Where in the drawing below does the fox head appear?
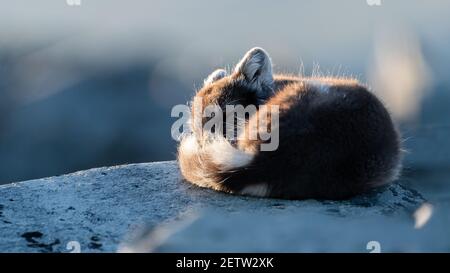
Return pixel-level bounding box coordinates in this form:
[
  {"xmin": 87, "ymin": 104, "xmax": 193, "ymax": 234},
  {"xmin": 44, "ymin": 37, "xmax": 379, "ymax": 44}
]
[
  {"xmin": 197, "ymin": 47, "xmax": 274, "ymax": 108},
  {"xmin": 191, "ymin": 47, "xmax": 275, "ymax": 137}
]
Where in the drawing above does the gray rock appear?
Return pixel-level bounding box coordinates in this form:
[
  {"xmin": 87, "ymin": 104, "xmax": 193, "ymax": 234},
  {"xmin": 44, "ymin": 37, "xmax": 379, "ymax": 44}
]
[
  {"xmin": 149, "ymin": 204, "xmax": 450, "ymax": 253},
  {"xmin": 0, "ymin": 161, "xmax": 443, "ymax": 253}
]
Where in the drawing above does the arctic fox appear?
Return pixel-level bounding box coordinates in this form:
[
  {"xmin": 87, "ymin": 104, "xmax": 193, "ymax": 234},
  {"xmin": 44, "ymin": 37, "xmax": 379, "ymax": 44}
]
[{"xmin": 178, "ymin": 47, "xmax": 401, "ymax": 200}]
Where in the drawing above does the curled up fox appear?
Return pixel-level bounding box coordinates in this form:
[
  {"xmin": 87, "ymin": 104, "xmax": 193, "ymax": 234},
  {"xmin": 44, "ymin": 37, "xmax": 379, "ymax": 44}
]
[{"xmin": 177, "ymin": 47, "xmax": 401, "ymax": 200}]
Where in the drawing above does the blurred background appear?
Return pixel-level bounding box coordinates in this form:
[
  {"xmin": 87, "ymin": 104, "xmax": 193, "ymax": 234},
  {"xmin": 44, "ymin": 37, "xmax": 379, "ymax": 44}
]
[{"xmin": 0, "ymin": 0, "xmax": 449, "ymax": 203}]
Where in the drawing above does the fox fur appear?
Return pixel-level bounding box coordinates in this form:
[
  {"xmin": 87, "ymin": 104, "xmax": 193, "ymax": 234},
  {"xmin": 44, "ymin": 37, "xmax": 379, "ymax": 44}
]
[{"xmin": 178, "ymin": 47, "xmax": 401, "ymax": 200}]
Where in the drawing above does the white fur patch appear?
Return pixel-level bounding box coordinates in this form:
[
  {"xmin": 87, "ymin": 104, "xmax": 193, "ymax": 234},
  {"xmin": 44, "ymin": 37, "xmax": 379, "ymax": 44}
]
[
  {"xmin": 180, "ymin": 134, "xmax": 254, "ymax": 173},
  {"xmin": 179, "ymin": 134, "xmax": 199, "ymax": 155},
  {"xmin": 240, "ymin": 184, "xmax": 269, "ymax": 197},
  {"xmin": 179, "ymin": 134, "xmax": 254, "ymax": 192},
  {"xmin": 179, "ymin": 134, "xmax": 218, "ymax": 189},
  {"xmin": 207, "ymin": 137, "xmax": 255, "ymax": 171}
]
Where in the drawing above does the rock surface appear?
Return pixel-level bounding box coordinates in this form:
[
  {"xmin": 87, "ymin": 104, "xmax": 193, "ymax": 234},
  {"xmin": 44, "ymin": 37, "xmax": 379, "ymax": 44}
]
[{"xmin": 0, "ymin": 161, "xmax": 447, "ymax": 253}]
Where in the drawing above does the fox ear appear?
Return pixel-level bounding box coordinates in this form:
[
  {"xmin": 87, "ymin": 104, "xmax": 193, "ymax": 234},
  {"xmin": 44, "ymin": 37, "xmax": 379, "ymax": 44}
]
[
  {"xmin": 234, "ymin": 47, "xmax": 274, "ymax": 91},
  {"xmin": 204, "ymin": 69, "xmax": 227, "ymax": 86}
]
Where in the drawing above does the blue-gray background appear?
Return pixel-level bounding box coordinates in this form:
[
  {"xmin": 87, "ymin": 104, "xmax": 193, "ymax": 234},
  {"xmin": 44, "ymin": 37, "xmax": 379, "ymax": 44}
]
[{"xmin": 0, "ymin": 0, "xmax": 449, "ymax": 204}]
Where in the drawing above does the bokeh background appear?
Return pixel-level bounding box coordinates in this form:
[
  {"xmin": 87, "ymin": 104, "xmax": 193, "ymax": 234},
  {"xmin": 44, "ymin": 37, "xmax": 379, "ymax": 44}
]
[{"xmin": 0, "ymin": 0, "xmax": 449, "ymax": 203}]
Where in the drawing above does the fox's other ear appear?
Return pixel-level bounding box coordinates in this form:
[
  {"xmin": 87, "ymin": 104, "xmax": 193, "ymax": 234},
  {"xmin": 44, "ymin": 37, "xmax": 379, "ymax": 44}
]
[
  {"xmin": 234, "ymin": 47, "xmax": 273, "ymax": 91},
  {"xmin": 204, "ymin": 69, "xmax": 227, "ymax": 86}
]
